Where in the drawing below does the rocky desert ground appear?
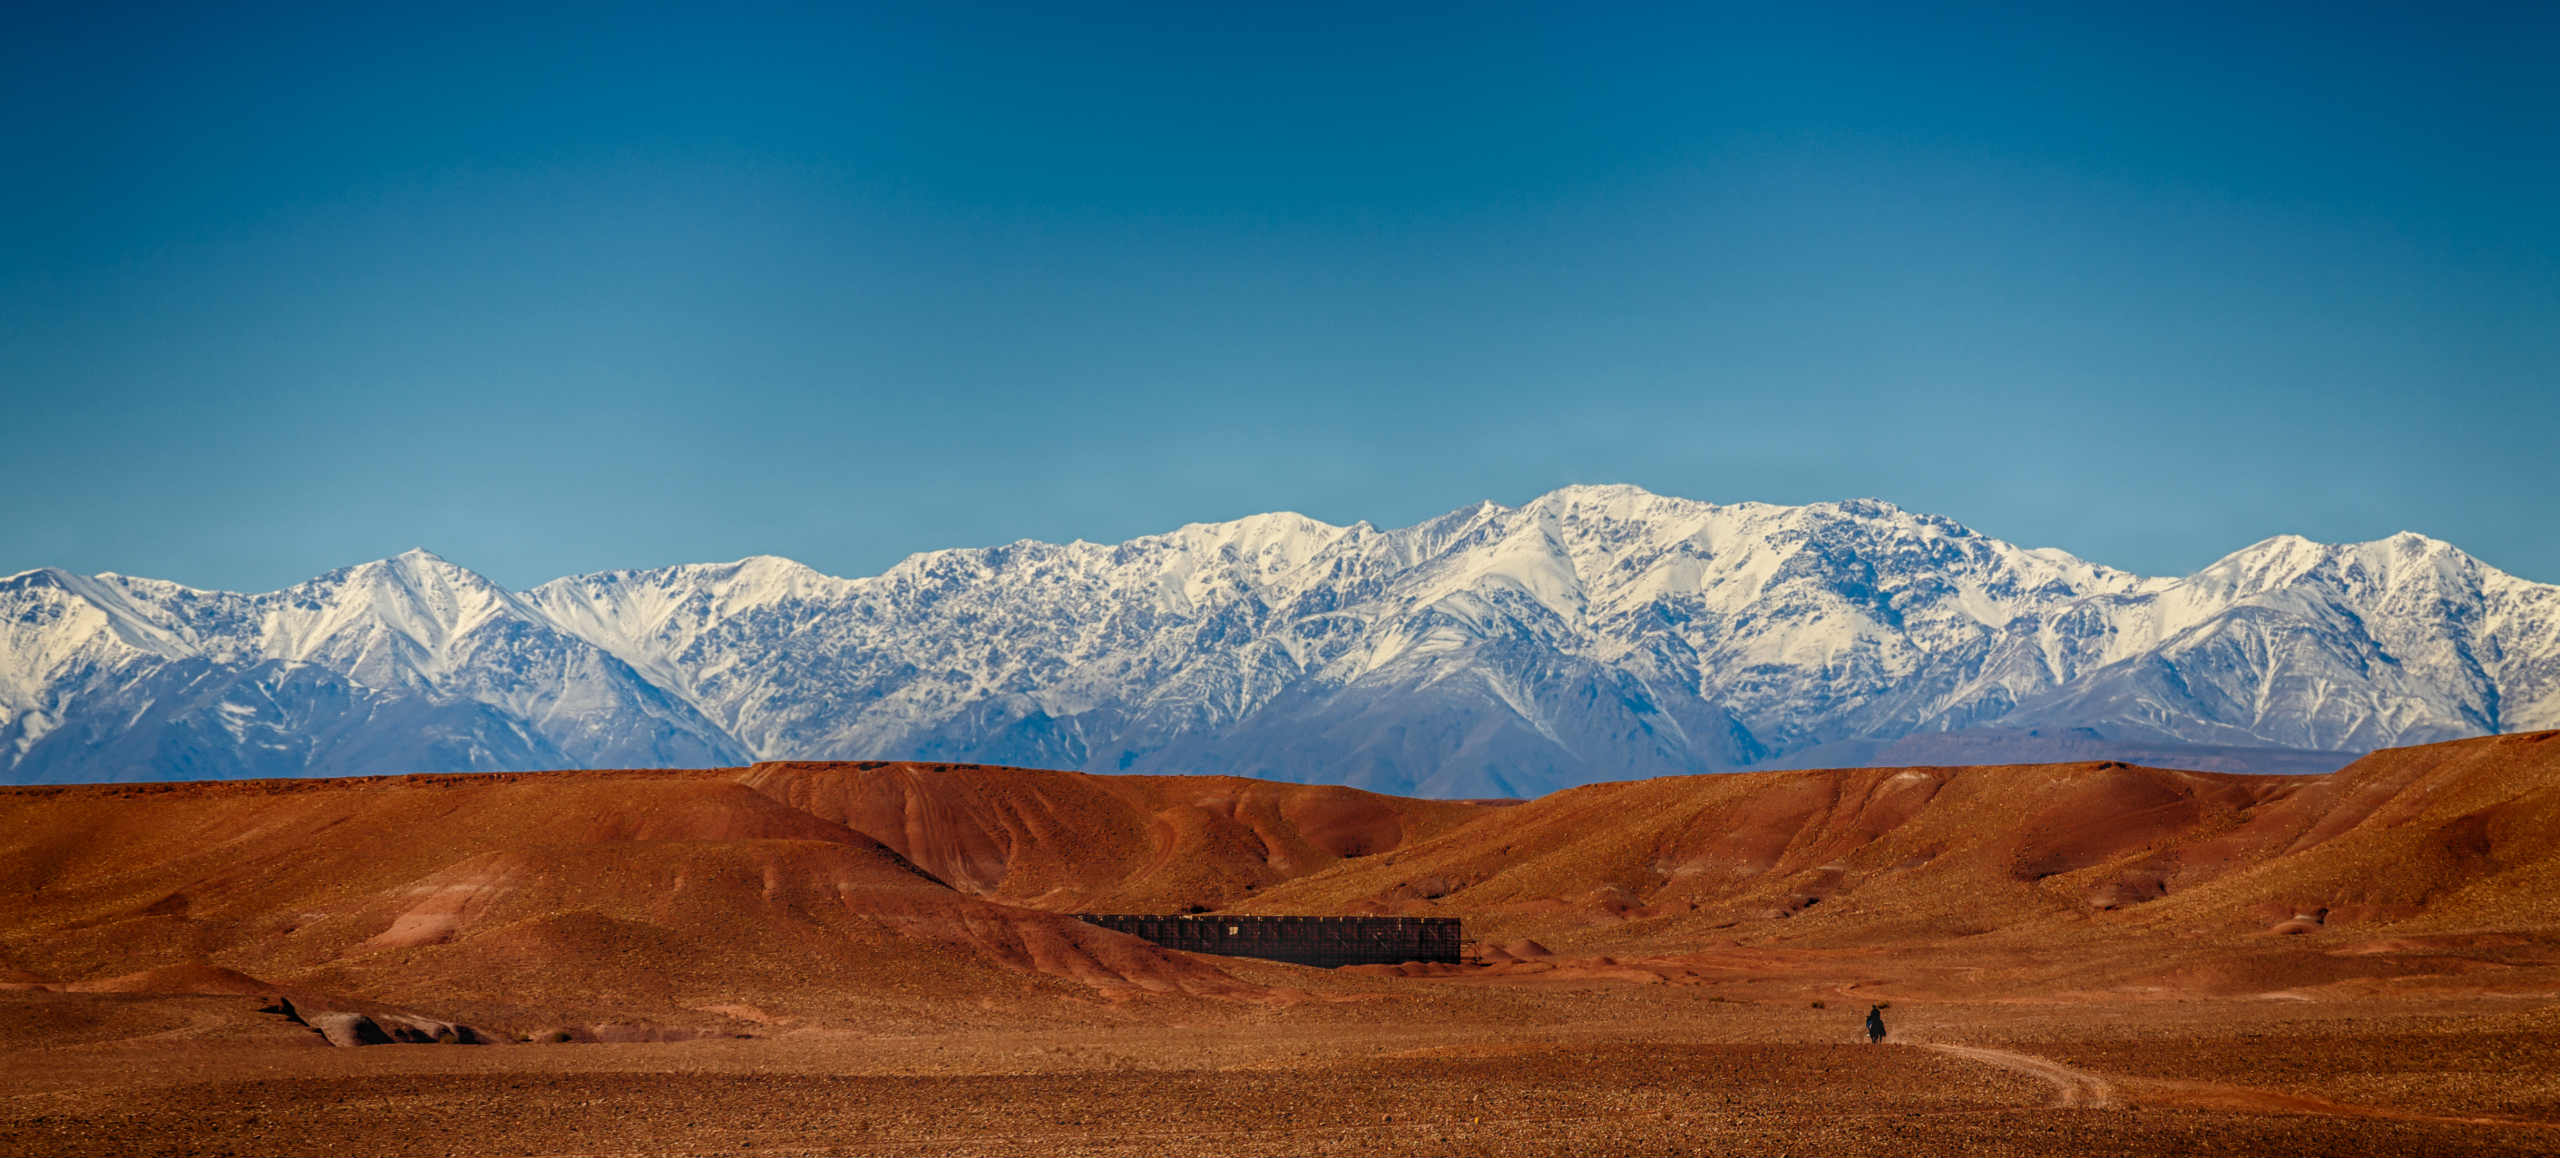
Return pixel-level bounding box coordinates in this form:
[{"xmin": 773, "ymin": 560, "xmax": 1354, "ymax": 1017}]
[{"xmin": 4, "ymin": 732, "xmax": 2557, "ymax": 1155}]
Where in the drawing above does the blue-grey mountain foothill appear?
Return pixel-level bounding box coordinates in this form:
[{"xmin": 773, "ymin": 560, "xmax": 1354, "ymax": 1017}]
[{"xmin": 6, "ymin": 487, "xmax": 2555, "ymax": 797}]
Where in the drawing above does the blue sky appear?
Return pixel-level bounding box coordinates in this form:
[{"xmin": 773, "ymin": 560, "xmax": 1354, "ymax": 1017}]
[{"xmin": 5, "ymin": 2, "xmax": 2553, "ymax": 590}]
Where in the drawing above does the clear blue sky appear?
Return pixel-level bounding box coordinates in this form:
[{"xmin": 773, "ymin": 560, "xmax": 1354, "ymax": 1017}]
[{"xmin": 6, "ymin": 2, "xmax": 2554, "ymax": 590}]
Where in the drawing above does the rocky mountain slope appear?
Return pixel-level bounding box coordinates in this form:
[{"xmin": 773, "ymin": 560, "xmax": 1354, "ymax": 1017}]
[{"xmin": 7, "ymin": 486, "xmax": 2555, "ymax": 794}]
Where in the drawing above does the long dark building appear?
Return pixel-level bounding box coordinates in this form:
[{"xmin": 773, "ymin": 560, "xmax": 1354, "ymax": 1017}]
[{"xmin": 1074, "ymin": 914, "xmax": 1462, "ymax": 969}]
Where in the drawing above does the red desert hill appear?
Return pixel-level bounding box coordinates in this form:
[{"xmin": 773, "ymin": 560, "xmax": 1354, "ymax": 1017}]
[{"xmin": 0, "ymin": 733, "xmax": 2553, "ymax": 1031}]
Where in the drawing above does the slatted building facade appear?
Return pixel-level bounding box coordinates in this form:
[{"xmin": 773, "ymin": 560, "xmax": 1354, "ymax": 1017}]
[{"xmin": 1073, "ymin": 914, "xmax": 1462, "ymax": 969}]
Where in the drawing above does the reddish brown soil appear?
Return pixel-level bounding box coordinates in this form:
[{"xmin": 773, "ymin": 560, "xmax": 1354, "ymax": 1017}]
[{"xmin": 1, "ymin": 733, "xmax": 2555, "ymax": 1155}]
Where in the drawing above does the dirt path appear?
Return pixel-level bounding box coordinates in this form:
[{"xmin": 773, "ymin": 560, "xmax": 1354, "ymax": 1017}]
[
  {"xmin": 1914, "ymin": 1042, "xmax": 2120, "ymax": 1109},
  {"xmin": 1914, "ymin": 1040, "xmax": 2560, "ymax": 1131}
]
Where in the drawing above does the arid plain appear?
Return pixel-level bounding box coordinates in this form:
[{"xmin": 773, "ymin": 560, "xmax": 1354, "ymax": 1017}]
[{"xmin": 5, "ymin": 732, "xmax": 2558, "ymax": 1156}]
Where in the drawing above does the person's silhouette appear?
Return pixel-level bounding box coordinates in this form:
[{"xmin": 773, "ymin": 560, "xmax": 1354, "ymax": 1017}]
[{"xmin": 1865, "ymin": 1005, "xmax": 1886, "ymax": 1044}]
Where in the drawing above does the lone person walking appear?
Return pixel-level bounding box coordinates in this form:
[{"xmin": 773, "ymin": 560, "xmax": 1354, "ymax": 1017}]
[{"xmin": 1865, "ymin": 1004, "xmax": 1887, "ymax": 1044}]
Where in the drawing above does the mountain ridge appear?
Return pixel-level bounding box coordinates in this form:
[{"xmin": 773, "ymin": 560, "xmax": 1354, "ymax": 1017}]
[{"xmin": 8, "ymin": 486, "xmax": 2556, "ymax": 795}]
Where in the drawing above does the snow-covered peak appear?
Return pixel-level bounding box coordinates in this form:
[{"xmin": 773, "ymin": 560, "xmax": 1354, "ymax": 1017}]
[
  {"xmin": 1811, "ymin": 496, "xmax": 1918, "ymax": 521},
  {"xmin": 657, "ymin": 554, "xmax": 840, "ymax": 602},
  {"xmin": 726, "ymin": 552, "xmax": 822, "ymax": 576},
  {"xmin": 296, "ymin": 547, "xmax": 518, "ymax": 610},
  {"xmin": 2180, "ymin": 531, "xmax": 2496, "ymax": 607},
  {"xmin": 2328, "ymin": 531, "xmax": 2480, "ymax": 587},
  {"xmin": 1143, "ymin": 510, "xmax": 1353, "ymax": 582},
  {"xmin": 0, "ymin": 567, "xmax": 202, "ymax": 659},
  {"xmin": 1161, "ymin": 508, "xmax": 1344, "ymax": 542},
  {"xmin": 535, "ymin": 553, "xmax": 833, "ymax": 597},
  {"xmin": 2198, "ymin": 533, "xmax": 2343, "ymax": 591},
  {"xmin": 523, "ymin": 553, "xmax": 853, "ymax": 694},
  {"xmin": 255, "ymin": 550, "xmax": 540, "ymax": 684},
  {"xmin": 1520, "ymin": 482, "xmax": 1693, "ymax": 517},
  {"xmin": 9, "ymin": 489, "xmax": 2557, "ymax": 793}
]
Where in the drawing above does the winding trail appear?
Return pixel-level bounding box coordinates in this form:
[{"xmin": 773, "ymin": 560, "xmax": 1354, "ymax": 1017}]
[
  {"xmin": 1915, "ymin": 1040, "xmax": 2560, "ymax": 1131},
  {"xmin": 1915, "ymin": 1042, "xmax": 2119, "ymax": 1109}
]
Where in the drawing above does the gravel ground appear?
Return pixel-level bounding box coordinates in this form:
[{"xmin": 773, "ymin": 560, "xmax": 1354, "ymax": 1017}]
[{"xmin": 5, "ymin": 990, "xmax": 2557, "ymax": 1157}]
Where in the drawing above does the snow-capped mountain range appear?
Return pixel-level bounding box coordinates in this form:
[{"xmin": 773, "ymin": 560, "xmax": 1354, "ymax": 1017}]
[{"xmin": 8, "ymin": 486, "xmax": 2556, "ymax": 796}]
